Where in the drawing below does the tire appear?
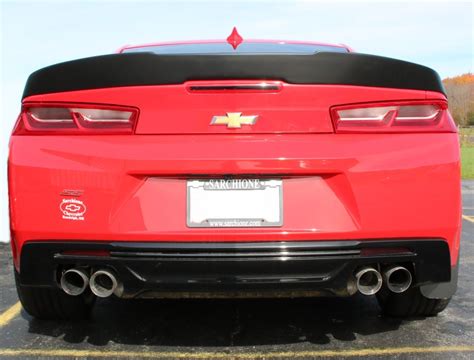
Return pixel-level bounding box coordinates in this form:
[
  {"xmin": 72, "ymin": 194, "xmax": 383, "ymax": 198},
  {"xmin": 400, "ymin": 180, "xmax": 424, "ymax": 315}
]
[
  {"xmin": 376, "ymin": 286, "xmax": 451, "ymax": 317},
  {"xmin": 14, "ymin": 269, "xmax": 95, "ymax": 320}
]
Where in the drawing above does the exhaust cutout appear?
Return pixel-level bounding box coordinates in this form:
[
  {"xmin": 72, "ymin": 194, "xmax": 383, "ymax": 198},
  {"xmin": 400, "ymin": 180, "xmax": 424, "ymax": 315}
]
[
  {"xmin": 60, "ymin": 268, "xmax": 89, "ymax": 296},
  {"xmin": 384, "ymin": 265, "xmax": 412, "ymax": 293},
  {"xmin": 355, "ymin": 267, "xmax": 383, "ymax": 295},
  {"xmin": 89, "ymin": 269, "xmax": 118, "ymax": 298}
]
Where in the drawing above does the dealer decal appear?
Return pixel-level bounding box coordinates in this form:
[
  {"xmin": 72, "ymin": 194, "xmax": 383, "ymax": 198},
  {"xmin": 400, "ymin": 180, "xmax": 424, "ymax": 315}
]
[{"xmin": 60, "ymin": 198, "xmax": 86, "ymax": 221}]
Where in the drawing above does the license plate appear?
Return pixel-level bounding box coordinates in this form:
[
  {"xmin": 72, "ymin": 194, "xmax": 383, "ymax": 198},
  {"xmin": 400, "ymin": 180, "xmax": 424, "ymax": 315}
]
[{"xmin": 187, "ymin": 179, "xmax": 283, "ymax": 227}]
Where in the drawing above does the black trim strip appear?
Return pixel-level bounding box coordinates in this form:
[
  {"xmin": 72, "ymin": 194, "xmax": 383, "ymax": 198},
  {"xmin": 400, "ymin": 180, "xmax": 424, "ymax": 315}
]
[
  {"xmin": 108, "ymin": 240, "xmax": 362, "ymax": 250},
  {"xmin": 22, "ymin": 52, "xmax": 446, "ymax": 98},
  {"xmin": 108, "ymin": 250, "xmax": 361, "ymax": 258}
]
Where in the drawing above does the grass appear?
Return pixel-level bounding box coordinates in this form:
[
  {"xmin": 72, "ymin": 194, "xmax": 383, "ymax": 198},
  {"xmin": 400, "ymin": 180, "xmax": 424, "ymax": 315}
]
[
  {"xmin": 460, "ymin": 127, "xmax": 474, "ymax": 179},
  {"xmin": 461, "ymin": 147, "xmax": 474, "ymax": 179}
]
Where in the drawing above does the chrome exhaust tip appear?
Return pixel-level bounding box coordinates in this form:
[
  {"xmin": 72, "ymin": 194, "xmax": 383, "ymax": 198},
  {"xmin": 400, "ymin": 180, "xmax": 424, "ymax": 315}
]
[
  {"xmin": 384, "ymin": 265, "xmax": 412, "ymax": 293},
  {"xmin": 355, "ymin": 267, "xmax": 383, "ymax": 295},
  {"xmin": 89, "ymin": 269, "xmax": 118, "ymax": 298},
  {"xmin": 60, "ymin": 268, "xmax": 89, "ymax": 296}
]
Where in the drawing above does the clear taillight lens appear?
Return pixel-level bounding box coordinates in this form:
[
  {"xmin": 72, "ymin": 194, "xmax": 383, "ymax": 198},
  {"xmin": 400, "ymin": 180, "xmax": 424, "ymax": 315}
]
[
  {"xmin": 14, "ymin": 104, "xmax": 138, "ymax": 135},
  {"xmin": 331, "ymin": 101, "xmax": 456, "ymax": 133},
  {"xmin": 72, "ymin": 108, "xmax": 135, "ymax": 130}
]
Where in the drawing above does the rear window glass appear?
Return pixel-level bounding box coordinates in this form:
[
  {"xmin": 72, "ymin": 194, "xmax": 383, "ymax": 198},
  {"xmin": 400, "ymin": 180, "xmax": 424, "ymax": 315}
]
[{"xmin": 122, "ymin": 42, "xmax": 349, "ymax": 55}]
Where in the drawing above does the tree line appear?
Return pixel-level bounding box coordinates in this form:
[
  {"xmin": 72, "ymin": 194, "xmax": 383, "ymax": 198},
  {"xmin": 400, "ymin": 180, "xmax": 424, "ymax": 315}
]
[{"xmin": 443, "ymin": 73, "xmax": 474, "ymax": 127}]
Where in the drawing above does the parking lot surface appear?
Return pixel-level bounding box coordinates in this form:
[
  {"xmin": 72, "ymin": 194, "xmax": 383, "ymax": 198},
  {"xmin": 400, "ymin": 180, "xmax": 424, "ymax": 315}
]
[{"xmin": 0, "ymin": 181, "xmax": 473, "ymax": 359}]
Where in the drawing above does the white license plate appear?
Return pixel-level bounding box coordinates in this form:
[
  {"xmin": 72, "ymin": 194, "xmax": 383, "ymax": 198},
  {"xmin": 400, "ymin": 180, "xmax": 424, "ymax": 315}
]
[{"xmin": 187, "ymin": 179, "xmax": 283, "ymax": 227}]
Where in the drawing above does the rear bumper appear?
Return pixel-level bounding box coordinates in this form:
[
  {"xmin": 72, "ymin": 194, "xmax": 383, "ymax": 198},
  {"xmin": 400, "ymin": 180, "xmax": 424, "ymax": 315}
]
[
  {"xmin": 19, "ymin": 239, "xmax": 452, "ymax": 298},
  {"xmin": 9, "ymin": 133, "xmax": 462, "ymax": 267}
]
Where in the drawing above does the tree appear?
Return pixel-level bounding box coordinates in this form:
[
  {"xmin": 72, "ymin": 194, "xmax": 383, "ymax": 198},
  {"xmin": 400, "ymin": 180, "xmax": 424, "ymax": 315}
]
[{"xmin": 443, "ymin": 73, "xmax": 474, "ymax": 126}]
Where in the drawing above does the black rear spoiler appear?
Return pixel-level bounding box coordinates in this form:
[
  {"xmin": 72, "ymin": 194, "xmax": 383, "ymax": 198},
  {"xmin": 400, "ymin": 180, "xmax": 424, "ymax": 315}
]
[{"xmin": 22, "ymin": 52, "xmax": 445, "ymax": 99}]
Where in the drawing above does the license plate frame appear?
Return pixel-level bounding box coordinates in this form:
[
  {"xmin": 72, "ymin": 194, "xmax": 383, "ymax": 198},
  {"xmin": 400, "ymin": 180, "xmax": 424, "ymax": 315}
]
[{"xmin": 186, "ymin": 179, "xmax": 283, "ymax": 228}]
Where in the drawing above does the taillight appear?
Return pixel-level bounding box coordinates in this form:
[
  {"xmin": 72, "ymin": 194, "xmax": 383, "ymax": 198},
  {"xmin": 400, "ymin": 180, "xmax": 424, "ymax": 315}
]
[
  {"xmin": 331, "ymin": 101, "xmax": 456, "ymax": 133},
  {"xmin": 13, "ymin": 104, "xmax": 138, "ymax": 135}
]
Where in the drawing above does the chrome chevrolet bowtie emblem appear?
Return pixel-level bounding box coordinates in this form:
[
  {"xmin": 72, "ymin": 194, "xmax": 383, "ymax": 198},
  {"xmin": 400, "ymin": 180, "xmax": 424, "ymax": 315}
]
[{"xmin": 210, "ymin": 112, "xmax": 259, "ymax": 129}]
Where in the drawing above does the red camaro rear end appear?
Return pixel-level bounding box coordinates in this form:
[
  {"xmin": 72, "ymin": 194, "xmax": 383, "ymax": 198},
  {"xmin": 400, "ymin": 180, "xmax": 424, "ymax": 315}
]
[{"xmin": 9, "ymin": 31, "xmax": 461, "ymax": 320}]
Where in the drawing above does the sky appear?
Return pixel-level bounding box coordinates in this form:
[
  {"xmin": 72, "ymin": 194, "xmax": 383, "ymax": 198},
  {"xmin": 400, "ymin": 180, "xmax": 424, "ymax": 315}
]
[{"xmin": 0, "ymin": 0, "xmax": 473, "ymax": 242}]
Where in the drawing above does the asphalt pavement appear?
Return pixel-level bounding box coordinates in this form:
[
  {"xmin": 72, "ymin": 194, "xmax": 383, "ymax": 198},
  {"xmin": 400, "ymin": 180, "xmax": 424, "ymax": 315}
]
[{"xmin": 0, "ymin": 181, "xmax": 473, "ymax": 359}]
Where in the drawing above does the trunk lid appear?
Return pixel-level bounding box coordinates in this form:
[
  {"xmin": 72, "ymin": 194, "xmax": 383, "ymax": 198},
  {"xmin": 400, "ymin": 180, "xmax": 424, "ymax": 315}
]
[{"xmin": 133, "ymin": 81, "xmax": 334, "ymax": 134}]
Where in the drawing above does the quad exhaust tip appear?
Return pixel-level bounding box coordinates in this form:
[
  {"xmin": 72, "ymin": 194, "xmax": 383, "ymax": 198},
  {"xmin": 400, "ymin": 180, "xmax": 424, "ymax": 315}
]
[
  {"xmin": 384, "ymin": 265, "xmax": 412, "ymax": 293},
  {"xmin": 89, "ymin": 269, "xmax": 118, "ymax": 298},
  {"xmin": 355, "ymin": 267, "xmax": 383, "ymax": 296},
  {"xmin": 60, "ymin": 268, "xmax": 89, "ymax": 296}
]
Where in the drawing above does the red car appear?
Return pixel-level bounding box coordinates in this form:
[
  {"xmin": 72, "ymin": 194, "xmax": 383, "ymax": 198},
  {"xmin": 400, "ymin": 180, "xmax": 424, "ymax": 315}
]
[{"xmin": 9, "ymin": 29, "xmax": 461, "ymax": 320}]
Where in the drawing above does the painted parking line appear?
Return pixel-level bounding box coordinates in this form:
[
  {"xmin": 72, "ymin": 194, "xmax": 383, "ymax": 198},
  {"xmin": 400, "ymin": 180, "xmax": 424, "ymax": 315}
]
[
  {"xmin": 0, "ymin": 302, "xmax": 21, "ymax": 328},
  {"xmin": 0, "ymin": 346, "xmax": 473, "ymax": 359},
  {"xmin": 462, "ymin": 215, "xmax": 474, "ymax": 223}
]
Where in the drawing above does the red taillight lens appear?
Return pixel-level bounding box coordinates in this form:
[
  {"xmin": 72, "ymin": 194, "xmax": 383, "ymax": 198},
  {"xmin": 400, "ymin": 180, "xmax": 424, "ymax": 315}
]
[
  {"xmin": 14, "ymin": 104, "xmax": 138, "ymax": 135},
  {"xmin": 331, "ymin": 101, "xmax": 456, "ymax": 133}
]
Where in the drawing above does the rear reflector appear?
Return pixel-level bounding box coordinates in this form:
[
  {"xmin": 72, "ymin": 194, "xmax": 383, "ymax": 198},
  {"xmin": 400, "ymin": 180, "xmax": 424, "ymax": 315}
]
[
  {"xmin": 14, "ymin": 104, "xmax": 138, "ymax": 134},
  {"xmin": 331, "ymin": 100, "xmax": 456, "ymax": 133},
  {"xmin": 62, "ymin": 250, "xmax": 110, "ymax": 257}
]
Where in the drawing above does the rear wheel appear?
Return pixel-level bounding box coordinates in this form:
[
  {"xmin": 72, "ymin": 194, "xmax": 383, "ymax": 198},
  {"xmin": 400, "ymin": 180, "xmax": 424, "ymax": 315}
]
[
  {"xmin": 376, "ymin": 286, "xmax": 450, "ymax": 317},
  {"xmin": 14, "ymin": 269, "xmax": 95, "ymax": 320}
]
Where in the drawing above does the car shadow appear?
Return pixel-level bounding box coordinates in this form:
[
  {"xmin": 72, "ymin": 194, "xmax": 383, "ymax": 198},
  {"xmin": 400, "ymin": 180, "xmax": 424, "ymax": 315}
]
[{"xmin": 24, "ymin": 295, "xmax": 414, "ymax": 348}]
